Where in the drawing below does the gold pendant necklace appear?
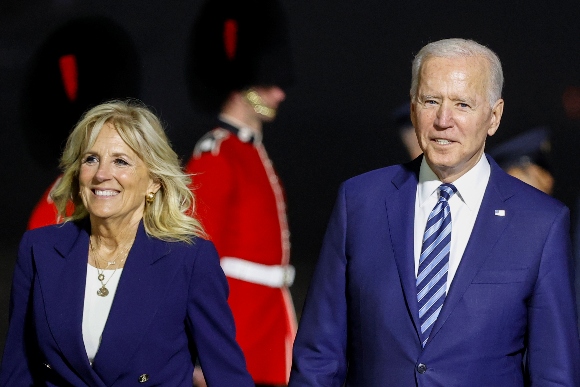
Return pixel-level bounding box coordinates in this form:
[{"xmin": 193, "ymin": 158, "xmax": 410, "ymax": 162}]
[{"xmin": 90, "ymin": 238, "xmax": 131, "ymax": 297}]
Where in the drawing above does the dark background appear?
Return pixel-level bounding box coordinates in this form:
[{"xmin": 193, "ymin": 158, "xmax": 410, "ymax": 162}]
[{"xmin": 2, "ymin": 0, "xmax": 580, "ymax": 361}]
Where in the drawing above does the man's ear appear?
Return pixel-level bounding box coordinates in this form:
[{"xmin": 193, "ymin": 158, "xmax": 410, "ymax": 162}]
[{"xmin": 487, "ymin": 98, "xmax": 504, "ymax": 137}]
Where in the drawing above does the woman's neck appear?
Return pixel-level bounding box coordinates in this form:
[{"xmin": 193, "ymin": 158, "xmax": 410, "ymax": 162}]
[{"xmin": 89, "ymin": 217, "xmax": 140, "ymax": 251}]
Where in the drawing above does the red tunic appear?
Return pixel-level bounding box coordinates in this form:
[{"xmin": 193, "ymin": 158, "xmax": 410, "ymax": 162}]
[
  {"xmin": 185, "ymin": 120, "xmax": 297, "ymax": 385},
  {"xmin": 28, "ymin": 176, "xmax": 72, "ymax": 230}
]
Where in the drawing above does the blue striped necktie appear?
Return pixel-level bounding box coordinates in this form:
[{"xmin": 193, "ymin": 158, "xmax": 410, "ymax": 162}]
[{"xmin": 417, "ymin": 183, "xmax": 457, "ymax": 347}]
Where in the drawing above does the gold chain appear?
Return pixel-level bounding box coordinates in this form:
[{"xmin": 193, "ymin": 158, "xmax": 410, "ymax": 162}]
[{"xmin": 89, "ymin": 237, "xmax": 132, "ymax": 297}]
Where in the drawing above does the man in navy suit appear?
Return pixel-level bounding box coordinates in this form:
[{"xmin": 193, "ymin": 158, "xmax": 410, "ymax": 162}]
[{"xmin": 289, "ymin": 38, "xmax": 580, "ymax": 386}]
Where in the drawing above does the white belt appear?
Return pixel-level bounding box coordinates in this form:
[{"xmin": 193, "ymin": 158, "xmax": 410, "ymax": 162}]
[{"xmin": 220, "ymin": 257, "xmax": 295, "ymax": 288}]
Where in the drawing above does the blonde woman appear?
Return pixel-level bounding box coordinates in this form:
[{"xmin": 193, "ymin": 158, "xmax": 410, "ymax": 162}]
[{"xmin": 0, "ymin": 100, "xmax": 253, "ymax": 386}]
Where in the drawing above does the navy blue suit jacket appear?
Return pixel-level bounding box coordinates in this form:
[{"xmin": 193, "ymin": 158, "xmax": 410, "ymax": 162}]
[
  {"xmin": 0, "ymin": 220, "xmax": 253, "ymax": 386},
  {"xmin": 290, "ymin": 156, "xmax": 580, "ymax": 386}
]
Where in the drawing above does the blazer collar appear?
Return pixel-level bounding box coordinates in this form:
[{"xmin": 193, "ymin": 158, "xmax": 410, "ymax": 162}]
[
  {"xmin": 41, "ymin": 220, "xmax": 106, "ymax": 386},
  {"xmin": 387, "ymin": 156, "xmax": 423, "ymax": 340},
  {"xmin": 43, "ymin": 220, "xmax": 172, "ymax": 386}
]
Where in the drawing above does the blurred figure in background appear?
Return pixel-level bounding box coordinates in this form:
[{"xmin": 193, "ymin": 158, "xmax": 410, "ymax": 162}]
[
  {"xmin": 25, "ymin": 17, "xmax": 141, "ymax": 229},
  {"xmin": 185, "ymin": 0, "xmax": 296, "ymax": 386},
  {"xmin": 392, "ymin": 102, "xmax": 422, "ymax": 161},
  {"xmin": 489, "ymin": 127, "xmax": 554, "ymax": 195}
]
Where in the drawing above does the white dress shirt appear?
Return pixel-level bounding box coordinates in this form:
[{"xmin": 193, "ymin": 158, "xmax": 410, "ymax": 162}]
[{"xmin": 414, "ymin": 155, "xmax": 490, "ymax": 291}]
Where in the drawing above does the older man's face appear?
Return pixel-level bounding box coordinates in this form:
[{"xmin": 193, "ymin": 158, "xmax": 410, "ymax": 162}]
[{"xmin": 411, "ymin": 55, "xmax": 504, "ymax": 182}]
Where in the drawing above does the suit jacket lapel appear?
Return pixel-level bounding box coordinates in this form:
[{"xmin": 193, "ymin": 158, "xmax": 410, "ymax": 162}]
[
  {"xmin": 40, "ymin": 221, "xmax": 106, "ymax": 386},
  {"xmin": 427, "ymin": 158, "xmax": 515, "ymax": 344},
  {"xmin": 92, "ymin": 222, "xmax": 172, "ymax": 386},
  {"xmin": 386, "ymin": 158, "xmax": 423, "ymax": 339}
]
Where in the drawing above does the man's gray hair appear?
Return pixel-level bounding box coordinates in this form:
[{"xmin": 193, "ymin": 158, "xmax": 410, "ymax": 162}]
[{"xmin": 410, "ymin": 38, "xmax": 504, "ymax": 107}]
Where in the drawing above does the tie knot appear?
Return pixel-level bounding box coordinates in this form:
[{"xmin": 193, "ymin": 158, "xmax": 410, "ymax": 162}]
[{"xmin": 438, "ymin": 183, "xmax": 457, "ymax": 201}]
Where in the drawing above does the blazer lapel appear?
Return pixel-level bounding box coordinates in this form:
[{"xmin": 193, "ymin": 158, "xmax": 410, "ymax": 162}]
[
  {"xmin": 386, "ymin": 158, "xmax": 422, "ymax": 339},
  {"xmin": 426, "ymin": 158, "xmax": 515, "ymax": 344},
  {"xmin": 40, "ymin": 221, "xmax": 106, "ymax": 386},
  {"xmin": 92, "ymin": 222, "xmax": 172, "ymax": 386}
]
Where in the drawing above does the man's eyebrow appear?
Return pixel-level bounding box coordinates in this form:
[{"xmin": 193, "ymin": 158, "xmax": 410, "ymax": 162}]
[{"xmin": 418, "ymin": 94, "xmax": 438, "ymax": 100}]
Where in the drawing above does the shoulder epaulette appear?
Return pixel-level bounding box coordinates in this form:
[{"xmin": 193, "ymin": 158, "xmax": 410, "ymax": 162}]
[{"xmin": 193, "ymin": 128, "xmax": 231, "ymax": 158}]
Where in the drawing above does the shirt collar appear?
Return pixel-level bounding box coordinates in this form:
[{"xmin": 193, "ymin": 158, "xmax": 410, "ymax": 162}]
[{"xmin": 418, "ymin": 154, "xmax": 491, "ymax": 211}]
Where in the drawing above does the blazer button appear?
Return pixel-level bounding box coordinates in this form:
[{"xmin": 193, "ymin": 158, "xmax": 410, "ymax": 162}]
[
  {"xmin": 417, "ymin": 363, "xmax": 427, "ymax": 374},
  {"xmin": 43, "ymin": 363, "xmax": 52, "ymax": 369},
  {"xmin": 138, "ymin": 374, "xmax": 149, "ymax": 383}
]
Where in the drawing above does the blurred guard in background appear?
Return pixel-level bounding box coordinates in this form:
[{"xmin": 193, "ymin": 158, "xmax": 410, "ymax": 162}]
[
  {"xmin": 489, "ymin": 127, "xmax": 554, "ymax": 195},
  {"xmin": 392, "ymin": 102, "xmax": 422, "ymax": 161},
  {"xmin": 185, "ymin": 0, "xmax": 296, "ymax": 386},
  {"xmin": 26, "ymin": 17, "xmax": 140, "ymax": 229}
]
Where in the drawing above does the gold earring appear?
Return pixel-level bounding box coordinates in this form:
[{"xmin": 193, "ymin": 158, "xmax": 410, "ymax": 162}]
[{"xmin": 146, "ymin": 192, "xmax": 156, "ymax": 204}]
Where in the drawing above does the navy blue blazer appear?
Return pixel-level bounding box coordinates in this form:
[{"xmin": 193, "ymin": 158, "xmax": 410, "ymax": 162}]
[
  {"xmin": 0, "ymin": 220, "xmax": 254, "ymax": 386},
  {"xmin": 290, "ymin": 155, "xmax": 580, "ymax": 386}
]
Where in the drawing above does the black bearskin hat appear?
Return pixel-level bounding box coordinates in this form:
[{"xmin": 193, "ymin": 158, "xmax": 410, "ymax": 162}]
[
  {"xmin": 21, "ymin": 16, "xmax": 141, "ymax": 169},
  {"xmin": 187, "ymin": 0, "xmax": 294, "ymax": 113}
]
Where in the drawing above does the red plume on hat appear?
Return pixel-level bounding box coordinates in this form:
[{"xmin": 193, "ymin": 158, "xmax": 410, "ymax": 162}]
[{"xmin": 223, "ymin": 19, "xmax": 238, "ymax": 60}]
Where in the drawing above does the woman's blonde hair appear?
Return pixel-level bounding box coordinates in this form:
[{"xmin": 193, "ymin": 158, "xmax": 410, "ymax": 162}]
[{"xmin": 52, "ymin": 99, "xmax": 205, "ymax": 242}]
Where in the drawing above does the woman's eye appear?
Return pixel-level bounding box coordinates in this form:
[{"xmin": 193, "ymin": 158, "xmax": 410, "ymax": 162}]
[
  {"xmin": 114, "ymin": 158, "xmax": 130, "ymax": 166},
  {"xmin": 83, "ymin": 155, "xmax": 98, "ymax": 164}
]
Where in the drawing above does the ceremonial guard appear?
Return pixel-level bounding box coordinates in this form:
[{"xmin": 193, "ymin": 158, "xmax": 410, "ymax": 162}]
[
  {"xmin": 185, "ymin": 0, "xmax": 296, "ymax": 385},
  {"xmin": 26, "ymin": 17, "xmax": 140, "ymax": 229}
]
